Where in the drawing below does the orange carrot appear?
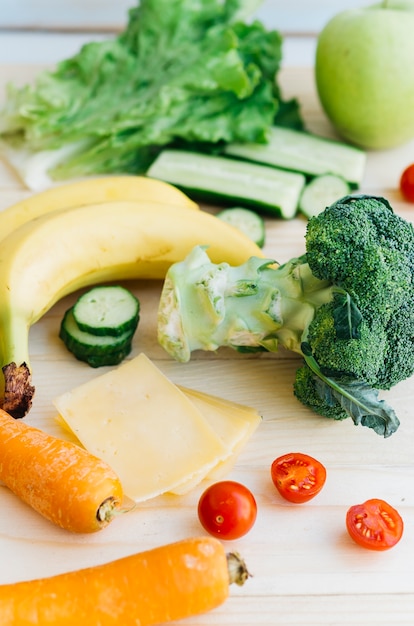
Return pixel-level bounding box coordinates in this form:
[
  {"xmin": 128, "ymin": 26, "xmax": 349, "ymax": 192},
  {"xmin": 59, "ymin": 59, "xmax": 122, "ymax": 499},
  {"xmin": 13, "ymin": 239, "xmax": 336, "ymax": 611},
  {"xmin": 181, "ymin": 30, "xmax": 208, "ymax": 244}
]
[
  {"xmin": 0, "ymin": 537, "xmax": 249, "ymax": 625},
  {"xmin": 0, "ymin": 408, "xmax": 123, "ymax": 532}
]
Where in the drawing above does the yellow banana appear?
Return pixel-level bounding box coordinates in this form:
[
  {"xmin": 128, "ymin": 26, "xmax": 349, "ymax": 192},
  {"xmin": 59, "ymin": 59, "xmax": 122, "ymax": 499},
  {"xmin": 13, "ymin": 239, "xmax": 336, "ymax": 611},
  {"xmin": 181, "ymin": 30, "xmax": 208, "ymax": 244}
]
[
  {"xmin": 0, "ymin": 199, "xmax": 263, "ymax": 418},
  {"xmin": 0, "ymin": 175, "xmax": 198, "ymax": 241}
]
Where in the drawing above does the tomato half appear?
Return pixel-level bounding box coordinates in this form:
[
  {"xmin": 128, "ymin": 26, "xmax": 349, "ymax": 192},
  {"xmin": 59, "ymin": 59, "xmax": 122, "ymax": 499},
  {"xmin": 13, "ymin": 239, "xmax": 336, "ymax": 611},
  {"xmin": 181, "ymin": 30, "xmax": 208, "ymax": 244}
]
[
  {"xmin": 400, "ymin": 163, "xmax": 414, "ymax": 202},
  {"xmin": 346, "ymin": 498, "xmax": 403, "ymax": 551},
  {"xmin": 271, "ymin": 452, "xmax": 326, "ymax": 504},
  {"xmin": 197, "ymin": 480, "xmax": 257, "ymax": 540}
]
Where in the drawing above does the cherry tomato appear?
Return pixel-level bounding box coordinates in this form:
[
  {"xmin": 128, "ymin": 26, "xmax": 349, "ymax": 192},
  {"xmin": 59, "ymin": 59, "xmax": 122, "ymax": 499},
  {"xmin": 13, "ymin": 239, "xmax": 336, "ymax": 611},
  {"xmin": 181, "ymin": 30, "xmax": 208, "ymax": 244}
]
[
  {"xmin": 197, "ymin": 480, "xmax": 257, "ymax": 540},
  {"xmin": 271, "ymin": 452, "xmax": 326, "ymax": 504},
  {"xmin": 400, "ymin": 163, "xmax": 414, "ymax": 202},
  {"xmin": 346, "ymin": 498, "xmax": 403, "ymax": 551}
]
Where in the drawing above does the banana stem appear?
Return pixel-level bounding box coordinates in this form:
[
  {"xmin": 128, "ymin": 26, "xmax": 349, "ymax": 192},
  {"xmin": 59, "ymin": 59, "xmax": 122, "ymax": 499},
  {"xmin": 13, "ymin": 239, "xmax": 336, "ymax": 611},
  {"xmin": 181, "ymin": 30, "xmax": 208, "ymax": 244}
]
[
  {"xmin": 0, "ymin": 314, "xmax": 34, "ymax": 418},
  {"xmin": 2, "ymin": 362, "xmax": 34, "ymax": 418}
]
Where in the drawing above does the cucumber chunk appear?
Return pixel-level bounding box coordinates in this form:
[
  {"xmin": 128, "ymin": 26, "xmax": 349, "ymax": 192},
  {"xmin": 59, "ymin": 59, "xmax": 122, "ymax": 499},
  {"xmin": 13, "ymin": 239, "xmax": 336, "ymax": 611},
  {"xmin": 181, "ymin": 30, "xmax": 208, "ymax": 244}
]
[
  {"xmin": 216, "ymin": 207, "xmax": 266, "ymax": 248},
  {"xmin": 147, "ymin": 150, "xmax": 306, "ymax": 219},
  {"xmin": 299, "ymin": 174, "xmax": 351, "ymax": 219},
  {"xmin": 73, "ymin": 285, "xmax": 140, "ymax": 337},
  {"xmin": 59, "ymin": 308, "xmax": 134, "ymax": 368},
  {"xmin": 224, "ymin": 126, "xmax": 366, "ymax": 189}
]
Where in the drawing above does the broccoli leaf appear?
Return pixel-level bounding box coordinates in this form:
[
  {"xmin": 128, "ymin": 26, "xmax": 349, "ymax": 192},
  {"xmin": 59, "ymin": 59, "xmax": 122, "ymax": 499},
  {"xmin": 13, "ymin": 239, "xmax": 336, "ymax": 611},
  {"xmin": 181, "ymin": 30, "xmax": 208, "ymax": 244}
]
[
  {"xmin": 332, "ymin": 289, "xmax": 363, "ymax": 340},
  {"xmin": 301, "ymin": 342, "xmax": 400, "ymax": 437},
  {"xmin": 314, "ymin": 377, "xmax": 400, "ymax": 438}
]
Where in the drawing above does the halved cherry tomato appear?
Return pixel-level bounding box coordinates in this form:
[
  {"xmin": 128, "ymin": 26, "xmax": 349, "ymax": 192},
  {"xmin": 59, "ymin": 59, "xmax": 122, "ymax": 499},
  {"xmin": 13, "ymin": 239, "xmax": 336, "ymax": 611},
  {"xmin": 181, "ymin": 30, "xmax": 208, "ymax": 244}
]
[
  {"xmin": 197, "ymin": 480, "xmax": 257, "ymax": 540},
  {"xmin": 271, "ymin": 452, "xmax": 326, "ymax": 504},
  {"xmin": 346, "ymin": 498, "xmax": 403, "ymax": 551},
  {"xmin": 400, "ymin": 163, "xmax": 414, "ymax": 202}
]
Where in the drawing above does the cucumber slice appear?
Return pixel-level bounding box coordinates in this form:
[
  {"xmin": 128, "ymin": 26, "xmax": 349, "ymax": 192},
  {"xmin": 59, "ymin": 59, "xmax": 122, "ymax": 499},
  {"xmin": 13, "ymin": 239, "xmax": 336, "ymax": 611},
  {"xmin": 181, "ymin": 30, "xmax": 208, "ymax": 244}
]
[
  {"xmin": 73, "ymin": 286, "xmax": 140, "ymax": 337},
  {"xmin": 216, "ymin": 207, "xmax": 266, "ymax": 248},
  {"xmin": 299, "ymin": 174, "xmax": 351, "ymax": 219},
  {"xmin": 224, "ymin": 126, "xmax": 366, "ymax": 189},
  {"xmin": 147, "ymin": 150, "xmax": 305, "ymax": 219},
  {"xmin": 59, "ymin": 308, "xmax": 134, "ymax": 368}
]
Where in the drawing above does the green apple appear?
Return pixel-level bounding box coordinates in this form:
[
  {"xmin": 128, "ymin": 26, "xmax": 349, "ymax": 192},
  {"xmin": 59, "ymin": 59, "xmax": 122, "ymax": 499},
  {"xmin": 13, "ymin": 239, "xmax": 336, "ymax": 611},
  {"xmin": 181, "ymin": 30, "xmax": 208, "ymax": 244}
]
[{"xmin": 315, "ymin": 1, "xmax": 414, "ymax": 149}]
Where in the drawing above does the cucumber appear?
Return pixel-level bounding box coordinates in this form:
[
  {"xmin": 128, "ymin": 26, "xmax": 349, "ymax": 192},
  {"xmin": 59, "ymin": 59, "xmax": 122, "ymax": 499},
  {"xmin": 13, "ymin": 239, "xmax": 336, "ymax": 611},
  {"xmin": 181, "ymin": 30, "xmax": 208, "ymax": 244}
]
[
  {"xmin": 147, "ymin": 150, "xmax": 306, "ymax": 219},
  {"xmin": 299, "ymin": 174, "xmax": 352, "ymax": 219},
  {"xmin": 59, "ymin": 308, "xmax": 134, "ymax": 368},
  {"xmin": 73, "ymin": 285, "xmax": 140, "ymax": 337},
  {"xmin": 216, "ymin": 207, "xmax": 266, "ymax": 248},
  {"xmin": 224, "ymin": 126, "xmax": 366, "ymax": 189},
  {"xmin": 60, "ymin": 286, "xmax": 140, "ymax": 367}
]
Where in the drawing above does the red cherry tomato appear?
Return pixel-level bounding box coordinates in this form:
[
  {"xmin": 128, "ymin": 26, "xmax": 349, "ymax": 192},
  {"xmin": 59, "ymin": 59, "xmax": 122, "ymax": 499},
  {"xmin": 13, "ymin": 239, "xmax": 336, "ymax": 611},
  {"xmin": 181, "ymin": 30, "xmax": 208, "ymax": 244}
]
[
  {"xmin": 400, "ymin": 163, "xmax": 414, "ymax": 202},
  {"xmin": 271, "ymin": 452, "xmax": 326, "ymax": 504},
  {"xmin": 346, "ymin": 498, "xmax": 403, "ymax": 551},
  {"xmin": 197, "ymin": 480, "xmax": 257, "ymax": 540}
]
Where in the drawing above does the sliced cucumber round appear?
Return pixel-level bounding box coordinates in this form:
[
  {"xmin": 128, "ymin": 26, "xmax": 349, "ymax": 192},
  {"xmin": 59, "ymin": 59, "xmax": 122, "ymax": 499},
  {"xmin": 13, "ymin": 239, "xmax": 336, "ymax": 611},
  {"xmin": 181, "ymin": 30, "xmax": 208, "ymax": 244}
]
[
  {"xmin": 299, "ymin": 174, "xmax": 351, "ymax": 219},
  {"xmin": 73, "ymin": 285, "xmax": 140, "ymax": 337},
  {"xmin": 216, "ymin": 207, "xmax": 266, "ymax": 248},
  {"xmin": 59, "ymin": 308, "xmax": 134, "ymax": 368}
]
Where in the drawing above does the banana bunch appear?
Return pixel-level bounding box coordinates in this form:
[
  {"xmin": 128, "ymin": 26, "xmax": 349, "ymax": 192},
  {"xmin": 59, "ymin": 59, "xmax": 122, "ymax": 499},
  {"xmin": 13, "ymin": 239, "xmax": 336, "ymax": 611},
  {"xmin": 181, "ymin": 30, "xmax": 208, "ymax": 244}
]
[
  {"xmin": 0, "ymin": 175, "xmax": 198, "ymax": 241},
  {"xmin": 0, "ymin": 176, "xmax": 263, "ymax": 418}
]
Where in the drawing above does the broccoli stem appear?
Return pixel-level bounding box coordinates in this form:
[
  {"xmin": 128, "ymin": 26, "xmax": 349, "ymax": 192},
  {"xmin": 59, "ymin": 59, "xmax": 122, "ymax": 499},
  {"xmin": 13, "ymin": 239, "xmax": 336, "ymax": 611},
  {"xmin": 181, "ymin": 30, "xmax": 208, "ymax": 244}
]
[{"xmin": 158, "ymin": 246, "xmax": 333, "ymax": 362}]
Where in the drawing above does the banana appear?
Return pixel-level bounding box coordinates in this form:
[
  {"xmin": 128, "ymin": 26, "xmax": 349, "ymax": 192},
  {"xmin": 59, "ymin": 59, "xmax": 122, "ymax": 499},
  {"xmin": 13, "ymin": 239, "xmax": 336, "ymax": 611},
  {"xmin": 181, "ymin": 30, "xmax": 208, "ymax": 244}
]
[
  {"xmin": 0, "ymin": 175, "xmax": 198, "ymax": 242},
  {"xmin": 0, "ymin": 199, "xmax": 263, "ymax": 418}
]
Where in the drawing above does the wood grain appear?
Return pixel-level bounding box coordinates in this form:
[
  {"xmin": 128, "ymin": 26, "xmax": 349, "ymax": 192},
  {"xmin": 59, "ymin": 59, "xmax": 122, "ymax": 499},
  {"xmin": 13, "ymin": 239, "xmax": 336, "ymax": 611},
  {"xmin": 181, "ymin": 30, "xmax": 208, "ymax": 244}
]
[{"xmin": 0, "ymin": 64, "xmax": 414, "ymax": 625}]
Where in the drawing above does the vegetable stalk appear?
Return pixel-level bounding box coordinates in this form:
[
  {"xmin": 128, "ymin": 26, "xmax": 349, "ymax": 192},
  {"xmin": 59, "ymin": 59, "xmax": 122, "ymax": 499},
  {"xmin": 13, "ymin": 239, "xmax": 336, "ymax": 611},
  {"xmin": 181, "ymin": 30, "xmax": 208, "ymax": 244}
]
[{"xmin": 158, "ymin": 245, "xmax": 333, "ymax": 361}]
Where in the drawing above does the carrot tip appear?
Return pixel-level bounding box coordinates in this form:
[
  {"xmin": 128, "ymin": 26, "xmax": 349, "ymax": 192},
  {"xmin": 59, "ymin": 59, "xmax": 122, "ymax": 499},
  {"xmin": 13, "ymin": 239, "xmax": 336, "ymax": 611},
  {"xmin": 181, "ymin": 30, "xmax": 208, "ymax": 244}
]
[
  {"xmin": 97, "ymin": 496, "xmax": 123, "ymax": 525},
  {"xmin": 226, "ymin": 552, "xmax": 251, "ymax": 587}
]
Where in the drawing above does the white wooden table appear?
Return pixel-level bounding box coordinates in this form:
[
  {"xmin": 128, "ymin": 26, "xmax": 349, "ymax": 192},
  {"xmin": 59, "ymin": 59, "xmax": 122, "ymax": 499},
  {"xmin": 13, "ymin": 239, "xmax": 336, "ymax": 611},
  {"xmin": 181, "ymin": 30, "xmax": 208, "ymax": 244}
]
[{"xmin": 1, "ymin": 34, "xmax": 414, "ymax": 626}]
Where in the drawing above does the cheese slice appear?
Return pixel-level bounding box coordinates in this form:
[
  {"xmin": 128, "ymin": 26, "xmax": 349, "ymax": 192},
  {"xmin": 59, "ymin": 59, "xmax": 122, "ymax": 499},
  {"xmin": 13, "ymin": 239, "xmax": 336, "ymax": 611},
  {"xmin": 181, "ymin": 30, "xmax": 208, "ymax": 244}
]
[
  {"xmin": 169, "ymin": 387, "xmax": 262, "ymax": 494},
  {"xmin": 53, "ymin": 353, "xmax": 229, "ymax": 502}
]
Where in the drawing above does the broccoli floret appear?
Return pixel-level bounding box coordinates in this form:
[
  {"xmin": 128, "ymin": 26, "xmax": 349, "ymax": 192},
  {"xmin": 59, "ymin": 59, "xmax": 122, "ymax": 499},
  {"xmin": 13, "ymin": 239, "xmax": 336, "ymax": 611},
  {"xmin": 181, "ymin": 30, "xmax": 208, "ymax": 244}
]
[
  {"xmin": 306, "ymin": 301, "xmax": 387, "ymax": 385},
  {"xmin": 158, "ymin": 194, "xmax": 414, "ymax": 437},
  {"xmin": 306, "ymin": 195, "xmax": 414, "ymax": 326},
  {"xmin": 305, "ymin": 195, "xmax": 414, "ymax": 388},
  {"xmin": 376, "ymin": 293, "xmax": 414, "ymax": 389}
]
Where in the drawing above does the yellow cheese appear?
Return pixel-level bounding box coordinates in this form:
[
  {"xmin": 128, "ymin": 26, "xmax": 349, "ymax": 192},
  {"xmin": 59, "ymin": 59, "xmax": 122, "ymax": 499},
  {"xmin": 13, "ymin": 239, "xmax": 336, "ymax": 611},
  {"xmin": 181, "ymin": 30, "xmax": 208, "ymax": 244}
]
[
  {"xmin": 196, "ymin": 391, "xmax": 262, "ymax": 482},
  {"xmin": 169, "ymin": 387, "xmax": 262, "ymax": 494},
  {"xmin": 53, "ymin": 353, "xmax": 229, "ymax": 502}
]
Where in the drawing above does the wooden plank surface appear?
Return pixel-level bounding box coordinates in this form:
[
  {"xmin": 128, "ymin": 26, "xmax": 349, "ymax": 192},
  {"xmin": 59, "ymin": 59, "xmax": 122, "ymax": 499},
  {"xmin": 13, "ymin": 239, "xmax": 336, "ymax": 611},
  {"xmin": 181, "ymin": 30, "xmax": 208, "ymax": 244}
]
[{"xmin": 1, "ymin": 64, "xmax": 414, "ymax": 625}]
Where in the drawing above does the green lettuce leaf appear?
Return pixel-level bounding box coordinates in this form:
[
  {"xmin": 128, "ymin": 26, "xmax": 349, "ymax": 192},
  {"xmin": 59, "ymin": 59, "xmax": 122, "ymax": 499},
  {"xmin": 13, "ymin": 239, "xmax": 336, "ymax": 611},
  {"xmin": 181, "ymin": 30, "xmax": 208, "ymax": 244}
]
[{"xmin": 0, "ymin": 0, "xmax": 299, "ymax": 187}]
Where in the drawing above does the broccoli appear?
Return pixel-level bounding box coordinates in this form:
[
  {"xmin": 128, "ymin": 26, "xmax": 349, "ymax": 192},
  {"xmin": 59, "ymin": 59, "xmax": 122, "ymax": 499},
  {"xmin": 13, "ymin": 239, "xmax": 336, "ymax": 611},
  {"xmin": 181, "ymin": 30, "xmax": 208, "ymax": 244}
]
[{"xmin": 157, "ymin": 195, "xmax": 414, "ymax": 437}]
